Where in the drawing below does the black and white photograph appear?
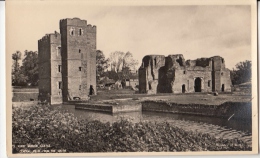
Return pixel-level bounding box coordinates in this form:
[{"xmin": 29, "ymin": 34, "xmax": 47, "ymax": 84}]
[{"xmin": 6, "ymin": 0, "xmax": 258, "ymax": 156}]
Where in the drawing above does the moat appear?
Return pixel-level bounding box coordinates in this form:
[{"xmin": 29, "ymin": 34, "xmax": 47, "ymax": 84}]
[{"xmin": 53, "ymin": 104, "xmax": 252, "ymax": 145}]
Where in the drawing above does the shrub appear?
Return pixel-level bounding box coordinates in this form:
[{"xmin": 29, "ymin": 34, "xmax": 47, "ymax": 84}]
[{"xmin": 12, "ymin": 105, "xmax": 251, "ymax": 153}]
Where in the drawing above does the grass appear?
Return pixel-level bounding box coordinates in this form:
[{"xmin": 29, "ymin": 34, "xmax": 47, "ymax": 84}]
[{"xmin": 91, "ymin": 89, "xmax": 251, "ymax": 105}]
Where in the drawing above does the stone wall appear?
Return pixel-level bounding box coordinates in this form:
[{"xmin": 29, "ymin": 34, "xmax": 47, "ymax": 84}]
[
  {"xmin": 60, "ymin": 18, "xmax": 96, "ymax": 101},
  {"xmin": 138, "ymin": 55, "xmax": 165, "ymax": 94},
  {"xmin": 138, "ymin": 54, "xmax": 232, "ymax": 94},
  {"xmin": 38, "ymin": 33, "xmax": 62, "ymax": 104},
  {"xmin": 38, "ymin": 18, "xmax": 96, "ymax": 104}
]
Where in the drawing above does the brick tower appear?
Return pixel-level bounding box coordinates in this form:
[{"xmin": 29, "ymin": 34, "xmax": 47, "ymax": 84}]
[{"xmin": 59, "ymin": 18, "xmax": 96, "ymax": 101}]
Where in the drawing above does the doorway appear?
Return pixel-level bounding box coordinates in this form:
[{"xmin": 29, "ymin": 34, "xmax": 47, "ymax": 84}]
[
  {"xmin": 182, "ymin": 84, "xmax": 185, "ymax": 93},
  {"xmin": 89, "ymin": 85, "xmax": 94, "ymax": 95},
  {"xmin": 221, "ymin": 84, "xmax": 225, "ymax": 92},
  {"xmin": 194, "ymin": 78, "xmax": 202, "ymax": 92}
]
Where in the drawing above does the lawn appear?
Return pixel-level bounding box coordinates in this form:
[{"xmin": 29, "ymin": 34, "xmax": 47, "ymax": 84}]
[{"xmin": 91, "ymin": 88, "xmax": 251, "ymax": 106}]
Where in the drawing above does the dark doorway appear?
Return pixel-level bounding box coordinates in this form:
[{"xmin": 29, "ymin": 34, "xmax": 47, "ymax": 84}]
[
  {"xmin": 89, "ymin": 85, "xmax": 94, "ymax": 95},
  {"xmin": 194, "ymin": 78, "xmax": 202, "ymax": 92},
  {"xmin": 182, "ymin": 84, "xmax": 185, "ymax": 93},
  {"xmin": 221, "ymin": 84, "xmax": 225, "ymax": 92},
  {"xmin": 148, "ymin": 83, "xmax": 152, "ymax": 90}
]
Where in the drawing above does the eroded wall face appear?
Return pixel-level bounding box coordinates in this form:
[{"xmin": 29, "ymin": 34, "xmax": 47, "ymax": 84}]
[
  {"xmin": 220, "ymin": 69, "xmax": 232, "ymax": 92},
  {"xmin": 38, "ymin": 36, "xmax": 51, "ymax": 103},
  {"xmin": 60, "ymin": 18, "xmax": 96, "ymax": 101},
  {"xmin": 138, "ymin": 68, "xmax": 147, "ymax": 93},
  {"xmin": 211, "ymin": 56, "xmax": 231, "ymax": 92},
  {"xmin": 138, "ymin": 55, "xmax": 165, "ymax": 94},
  {"xmin": 138, "ymin": 54, "xmax": 232, "ymax": 94}
]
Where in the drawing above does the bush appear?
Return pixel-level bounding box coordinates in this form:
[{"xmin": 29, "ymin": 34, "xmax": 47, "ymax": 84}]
[{"xmin": 12, "ymin": 105, "xmax": 251, "ymax": 153}]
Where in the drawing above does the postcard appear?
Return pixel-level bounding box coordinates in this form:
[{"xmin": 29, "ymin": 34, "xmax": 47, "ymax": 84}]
[{"xmin": 6, "ymin": 0, "xmax": 258, "ymax": 156}]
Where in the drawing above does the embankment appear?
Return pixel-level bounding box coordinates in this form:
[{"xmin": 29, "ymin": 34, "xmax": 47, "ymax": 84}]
[{"xmin": 142, "ymin": 100, "xmax": 251, "ymax": 120}]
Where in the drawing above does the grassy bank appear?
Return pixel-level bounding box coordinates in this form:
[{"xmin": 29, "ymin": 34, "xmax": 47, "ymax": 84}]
[{"xmin": 12, "ymin": 105, "xmax": 251, "ymax": 153}]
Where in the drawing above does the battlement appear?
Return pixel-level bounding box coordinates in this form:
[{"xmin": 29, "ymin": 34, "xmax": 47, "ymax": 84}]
[
  {"xmin": 60, "ymin": 17, "xmax": 87, "ymax": 27},
  {"xmin": 86, "ymin": 24, "xmax": 96, "ymax": 32},
  {"xmin": 38, "ymin": 31, "xmax": 60, "ymax": 43}
]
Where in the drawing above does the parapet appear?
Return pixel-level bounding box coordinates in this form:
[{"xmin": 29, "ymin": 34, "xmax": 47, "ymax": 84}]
[
  {"xmin": 38, "ymin": 31, "xmax": 61, "ymax": 44},
  {"xmin": 86, "ymin": 24, "xmax": 96, "ymax": 32},
  {"xmin": 60, "ymin": 17, "xmax": 87, "ymax": 27}
]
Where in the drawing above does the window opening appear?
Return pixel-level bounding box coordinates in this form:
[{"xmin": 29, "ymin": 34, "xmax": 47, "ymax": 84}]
[
  {"xmin": 79, "ymin": 28, "xmax": 82, "ymax": 35},
  {"xmin": 58, "ymin": 65, "xmax": 62, "ymax": 72},
  {"xmin": 57, "ymin": 47, "xmax": 61, "ymax": 56},
  {"xmin": 58, "ymin": 82, "xmax": 62, "ymax": 89}
]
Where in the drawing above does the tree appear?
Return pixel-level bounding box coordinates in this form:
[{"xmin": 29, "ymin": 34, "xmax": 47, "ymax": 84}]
[
  {"xmin": 20, "ymin": 50, "xmax": 38, "ymax": 86},
  {"xmin": 109, "ymin": 51, "xmax": 125, "ymax": 73},
  {"xmin": 108, "ymin": 51, "xmax": 139, "ymax": 74},
  {"xmin": 12, "ymin": 51, "xmax": 27, "ymax": 86},
  {"xmin": 96, "ymin": 50, "xmax": 109, "ymax": 83},
  {"xmin": 231, "ymin": 60, "xmax": 251, "ymax": 85},
  {"xmin": 122, "ymin": 52, "xmax": 139, "ymax": 71}
]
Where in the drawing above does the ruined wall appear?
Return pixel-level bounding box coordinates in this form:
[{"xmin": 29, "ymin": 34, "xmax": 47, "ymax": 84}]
[
  {"xmin": 60, "ymin": 18, "xmax": 96, "ymax": 101},
  {"xmin": 138, "ymin": 54, "xmax": 232, "ymax": 94},
  {"xmin": 138, "ymin": 55, "xmax": 165, "ymax": 94},
  {"xmin": 210, "ymin": 56, "xmax": 231, "ymax": 92}
]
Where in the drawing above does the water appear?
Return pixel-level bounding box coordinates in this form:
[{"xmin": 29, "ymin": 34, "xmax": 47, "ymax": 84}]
[{"xmin": 53, "ymin": 104, "xmax": 252, "ymax": 145}]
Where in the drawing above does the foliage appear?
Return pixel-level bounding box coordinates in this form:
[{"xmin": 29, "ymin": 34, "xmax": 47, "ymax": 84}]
[
  {"xmin": 12, "ymin": 51, "xmax": 27, "ymax": 86},
  {"xmin": 12, "ymin": 105, "xmax": 251, "ymax": 153},
  {"xmin": 231, "ymin": 60, "xmax": 251, "ymax": 85},
  {"xmin": 108, "ymin": 51, "xmax": 138, "ymax": 73},
  {"xmin": 96, "ymin": 50, "xmax": 109, "ymax": 83},
  {"xmin": 104, "ymin": 71, "xmax": 119, "ymax": 82},
  {"xmin": 20, "ymin": 50, "xmax": 39, "ymax": 86}
]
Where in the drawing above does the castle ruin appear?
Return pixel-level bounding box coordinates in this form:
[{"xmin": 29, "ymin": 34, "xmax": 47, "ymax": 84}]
[
  {"xmin": 138, "ymin": 54, "xmax": 232, "ymax": 94},
  {"xmin": 38, "ymin": 18, "xmax": 96, "ymax": 104}
]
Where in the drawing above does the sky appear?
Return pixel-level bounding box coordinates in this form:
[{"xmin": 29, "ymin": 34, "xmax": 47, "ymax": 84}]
[{"xmin": 6, "ymin": 1, "xmax": 253, "ymax": 69}]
